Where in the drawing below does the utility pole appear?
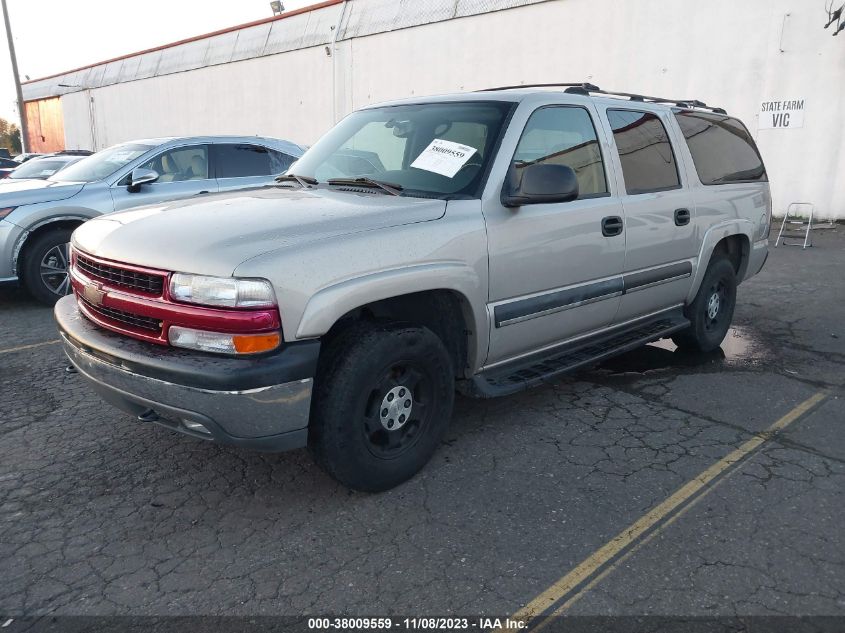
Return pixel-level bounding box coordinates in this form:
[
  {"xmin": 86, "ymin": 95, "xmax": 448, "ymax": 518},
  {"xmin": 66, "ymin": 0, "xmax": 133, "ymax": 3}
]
[{"xmin": 1, "ymin": 0, "xmax": 28, "ymax": 153}]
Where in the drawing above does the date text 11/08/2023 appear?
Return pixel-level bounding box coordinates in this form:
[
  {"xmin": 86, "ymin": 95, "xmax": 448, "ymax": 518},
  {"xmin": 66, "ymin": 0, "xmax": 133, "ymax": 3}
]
[{"xmin": 307, "ymin": 617, "xmax": 526, "ymax": 630}]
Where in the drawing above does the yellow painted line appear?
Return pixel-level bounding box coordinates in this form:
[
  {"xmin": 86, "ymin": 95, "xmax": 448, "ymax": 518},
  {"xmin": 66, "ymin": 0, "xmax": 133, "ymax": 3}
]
[
  {"xmin": 0, "ymin": 339, "xmax": 61, "ymax": 355},
  {"xmin": 538, "ymin": 461, "xmax": 750, "ymax": 628},
  {"xmin": 496, "ymin": 390, "xmax": 828, "ymax": 631}
]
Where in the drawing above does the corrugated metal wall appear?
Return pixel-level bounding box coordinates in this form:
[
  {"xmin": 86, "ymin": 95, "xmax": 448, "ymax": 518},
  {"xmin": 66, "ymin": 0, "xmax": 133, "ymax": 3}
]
[
  {"xmin": 21, "ymin": 0, "xmax": 555, "ymax": 99},
  {"xmin": 340, "ymin": 0, "xmax": 555, "ymax": 37}
]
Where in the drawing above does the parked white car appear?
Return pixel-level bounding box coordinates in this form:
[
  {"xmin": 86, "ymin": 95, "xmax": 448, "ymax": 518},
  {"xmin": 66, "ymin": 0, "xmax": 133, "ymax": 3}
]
[{"xmin": 0, "ymin": 154, "xmax": 86, "ymax": 182}]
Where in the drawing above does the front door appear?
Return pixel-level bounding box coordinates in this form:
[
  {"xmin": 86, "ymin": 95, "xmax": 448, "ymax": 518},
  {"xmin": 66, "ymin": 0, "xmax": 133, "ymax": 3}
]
[
  {"xmin": 110, "ymin": 144, "xmax": 218, "ymax": 212},
  {"xmin": 484, "ymin": 104, "xmax": 627, "ymax": 366}
]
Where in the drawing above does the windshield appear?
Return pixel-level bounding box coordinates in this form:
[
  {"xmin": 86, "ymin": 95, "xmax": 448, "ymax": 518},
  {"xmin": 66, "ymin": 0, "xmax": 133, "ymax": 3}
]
[
  {"xmin": 10, "ymin": 158, "xmax": 76, "ymax": 180},
  {"xmin": 289, "ymin": 101, "xmax": 514, "ymax": 198},
  {"xmin": 50, "ymin": 143, "xmax": 154, "ymax": 183}
]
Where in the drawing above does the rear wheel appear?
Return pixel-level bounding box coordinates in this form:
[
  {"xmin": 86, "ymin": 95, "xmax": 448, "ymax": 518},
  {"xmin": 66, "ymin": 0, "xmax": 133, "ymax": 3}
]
[
  {"xmin": 672, "ymin": 256, "xmax": 737, "ymax": 353},
  {"xmin": 309, "ymin": 322, "xmax": 454, "ymax": 492},
  {"xmin": 21, "ymin": 228, "xmax": 74, "ymax": 306}
]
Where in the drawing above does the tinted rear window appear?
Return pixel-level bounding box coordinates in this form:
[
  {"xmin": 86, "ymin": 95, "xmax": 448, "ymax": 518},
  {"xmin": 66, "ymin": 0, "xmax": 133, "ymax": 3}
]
[
  {"xmin": 269, "ymin": 150, "xmax": 295, "ymax": 174},
  {"xmin": 674, "ymin": 112, "xmax": 767, "ymax": 184},
  {"xmin": 214, "ymin": 144, "xmax": 272, "ymax": 178},
  {"xmin": 214, "ymin": 144, "xmax": 296, "ymax": 177},
  {"xmin": 607, "ymin": 109, "xmax": 680, "ymax": 194}
]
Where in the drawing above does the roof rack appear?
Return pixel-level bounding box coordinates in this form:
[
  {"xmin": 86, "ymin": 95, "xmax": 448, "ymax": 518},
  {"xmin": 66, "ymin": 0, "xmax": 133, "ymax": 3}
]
[
  {"xmin": 479, "ymin": 82, "xmax": 727, "ymax": 115},
  {"xmin": 479, "ymin": 82, "xmax": 601, "ymax": 93}
]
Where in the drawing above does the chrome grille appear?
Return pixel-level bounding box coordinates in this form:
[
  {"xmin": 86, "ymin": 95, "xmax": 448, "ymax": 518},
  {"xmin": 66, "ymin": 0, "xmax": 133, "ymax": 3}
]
[{"xmin": 75, "ymin": 253, "xmax": 165, "ymax": 295}]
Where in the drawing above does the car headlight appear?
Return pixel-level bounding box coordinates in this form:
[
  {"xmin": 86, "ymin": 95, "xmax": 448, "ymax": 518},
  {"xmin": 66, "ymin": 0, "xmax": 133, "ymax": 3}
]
[
  {"xmin": 169, "ymin": 273, "xmax": 276, "ymax": 308},
  {"xmin": 0, "ymin": 206, "xmax": 17, "ymax": 220}
]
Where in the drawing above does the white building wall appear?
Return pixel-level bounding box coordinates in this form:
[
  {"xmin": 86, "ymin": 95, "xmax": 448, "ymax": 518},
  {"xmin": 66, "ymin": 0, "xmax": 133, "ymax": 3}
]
[
  {"xmin": 36, "ymin": 0, "xmax": 845, "ymax": 218},
  {"xmin": 61, "ymin": 45, "xmax": 336, "ymax": 150}
]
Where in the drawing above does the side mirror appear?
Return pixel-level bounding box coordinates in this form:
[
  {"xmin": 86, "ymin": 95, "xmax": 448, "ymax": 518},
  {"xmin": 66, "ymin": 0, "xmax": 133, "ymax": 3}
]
[
  {"xmin": 127, "ymin": 168, "xmax": 159, "ymax": 192},
  {"xmin": 501, "ymin": 163, "xmax": 579, "ymax": 208}
]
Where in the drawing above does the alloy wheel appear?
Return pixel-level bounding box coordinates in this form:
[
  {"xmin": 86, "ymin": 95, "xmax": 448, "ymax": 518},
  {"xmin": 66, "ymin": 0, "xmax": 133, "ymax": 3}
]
[{"xmin": 40, "ymin": 243, "xmax": 71, "ymax": 296}]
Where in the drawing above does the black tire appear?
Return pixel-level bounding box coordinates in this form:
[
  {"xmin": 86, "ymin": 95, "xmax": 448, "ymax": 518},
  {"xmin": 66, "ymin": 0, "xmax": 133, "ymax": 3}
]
[
  {"xmin": 20, "ymin": 228, "xmax": 75, "ymax": 306},
  {"xmin": 309, "ymin": 322, "xmax": 455, "ymax": 492},
  {"xmin": 672, "ymin": 256, "xmax": 737, "ymax": 353}
]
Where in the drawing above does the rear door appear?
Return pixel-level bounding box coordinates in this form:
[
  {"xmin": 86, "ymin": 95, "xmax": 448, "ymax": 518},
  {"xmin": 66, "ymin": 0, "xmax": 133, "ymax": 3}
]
[
  {"xmin": 110, "ymin": 144, "xmax": 218, "ymax": 212},
  {"xmin": 212, "ymin": 143, "xmax": 297, "ymax": 192},
  {"xmin": 600, "ymin": 108, "xmax": 697, "ymax": 322}
]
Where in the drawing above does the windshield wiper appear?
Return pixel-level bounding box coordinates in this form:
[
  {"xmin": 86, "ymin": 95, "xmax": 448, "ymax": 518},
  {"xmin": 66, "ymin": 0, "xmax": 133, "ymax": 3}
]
[
  {"xmin": 327, "ymin": 177, "xmax": 403, "ymax": 196},
  {"xmin": 275, "ymin": 174, "xmax": 318, "ymax": 187}
]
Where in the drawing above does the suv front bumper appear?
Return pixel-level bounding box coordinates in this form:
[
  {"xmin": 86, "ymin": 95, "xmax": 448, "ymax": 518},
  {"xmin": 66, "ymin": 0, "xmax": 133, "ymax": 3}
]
[{"xmin": 55, "ymin": 294, "xmax": 319, "ymax": 452}]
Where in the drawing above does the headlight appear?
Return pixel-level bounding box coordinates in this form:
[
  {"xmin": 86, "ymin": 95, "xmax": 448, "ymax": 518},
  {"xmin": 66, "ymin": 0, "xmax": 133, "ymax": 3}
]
[
  {"xmin": 168, "ymin": 326, "xmax": 281, "ymax": 355},
  {"xmin": 169, "ymin": 273, "xmax": 276, "ymax": 308},
  {"xmin": 0, "ymin": 206, "xmax": 16, "ymax": 220}
]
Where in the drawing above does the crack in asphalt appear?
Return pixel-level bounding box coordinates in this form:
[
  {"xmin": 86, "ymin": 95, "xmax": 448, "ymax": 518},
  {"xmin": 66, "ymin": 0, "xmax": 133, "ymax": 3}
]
[{"xmin": 2, "ymin": 234, "xmax": 844, "ymax": 617}]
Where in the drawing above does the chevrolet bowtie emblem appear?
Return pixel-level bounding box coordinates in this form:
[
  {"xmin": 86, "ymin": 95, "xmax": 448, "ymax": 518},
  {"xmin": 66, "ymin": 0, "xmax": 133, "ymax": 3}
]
[{"xmin": 82, "ymin": 283, "xmax": 106, "ymax": 307}]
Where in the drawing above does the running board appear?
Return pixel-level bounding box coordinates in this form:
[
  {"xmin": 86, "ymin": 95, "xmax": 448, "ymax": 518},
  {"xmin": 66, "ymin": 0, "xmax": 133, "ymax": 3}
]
[{"xmin": 467, "ymin": 310, "xmax": 690, "ymax": 397}]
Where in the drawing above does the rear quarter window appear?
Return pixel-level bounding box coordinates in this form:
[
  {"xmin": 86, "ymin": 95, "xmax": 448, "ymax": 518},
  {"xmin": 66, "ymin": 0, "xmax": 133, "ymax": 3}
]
[
  {"xmin": 214, "ymin": 144, "xmax": 273, "ymax": 178},
  {"xmin": 674, "ymin": 112, "xmax": 767, "ymax": 185}
]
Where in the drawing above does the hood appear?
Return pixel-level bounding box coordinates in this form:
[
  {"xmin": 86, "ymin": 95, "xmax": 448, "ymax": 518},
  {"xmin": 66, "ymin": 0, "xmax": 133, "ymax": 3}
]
[
  {"xmin": 0, "ymin": 178, "xmax": 85, "ymax": 207},
  {"xmin": 72, "ymin": 186, "xmax": 447, "ymax": 277}
]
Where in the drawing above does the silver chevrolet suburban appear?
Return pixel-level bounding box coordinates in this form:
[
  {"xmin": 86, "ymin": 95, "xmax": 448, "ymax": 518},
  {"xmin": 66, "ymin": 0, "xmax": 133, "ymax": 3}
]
[{"xmin": 54, "ymin": 84, "xmax": 771, "ymax": 491}]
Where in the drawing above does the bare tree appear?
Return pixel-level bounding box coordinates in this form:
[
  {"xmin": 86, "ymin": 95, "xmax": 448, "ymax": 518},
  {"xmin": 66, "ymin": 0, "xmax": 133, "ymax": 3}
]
[{"xmin": 825, "ymin": 1, "xmax": 845, "ymax": 35}]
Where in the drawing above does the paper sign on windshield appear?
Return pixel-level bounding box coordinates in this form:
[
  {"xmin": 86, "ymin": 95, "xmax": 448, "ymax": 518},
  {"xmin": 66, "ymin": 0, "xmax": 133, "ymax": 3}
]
[
  {"xmin": 109, "ymin": 151, "xmax": 138, "ymax": 162},
  {"xmin": 411, "ymin": 139, "xmax": 477, "ymax": 178}
]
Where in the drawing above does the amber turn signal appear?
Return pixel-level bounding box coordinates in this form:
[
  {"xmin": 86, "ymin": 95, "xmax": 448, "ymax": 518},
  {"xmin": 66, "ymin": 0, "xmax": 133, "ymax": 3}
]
[{"xmin": 232, "ymin": 332, "xmax": 282, "ymax": 354}]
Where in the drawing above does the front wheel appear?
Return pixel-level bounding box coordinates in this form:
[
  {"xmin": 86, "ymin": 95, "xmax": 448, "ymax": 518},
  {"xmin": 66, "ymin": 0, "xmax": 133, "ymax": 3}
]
[
  {"xmin": 309, "ymin": 323, "xmax": 455, "ymax": 492},
  {"xmin": 21, "ymin": 228, "xmax": 75, "ymax": 306},
  {"xmin": 672, "ymin": 256, "xmax": 737, "ymax": 353}
]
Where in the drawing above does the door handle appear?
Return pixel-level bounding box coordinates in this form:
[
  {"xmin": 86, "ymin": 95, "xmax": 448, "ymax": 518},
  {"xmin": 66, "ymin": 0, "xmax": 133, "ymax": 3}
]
[
  {"xmin": 601, "ymin": 216, "xmax": 624, "ymax": 237},
  {"xmin": 674, "ymin": 208, "xmax": 691, "ymax": 226}
]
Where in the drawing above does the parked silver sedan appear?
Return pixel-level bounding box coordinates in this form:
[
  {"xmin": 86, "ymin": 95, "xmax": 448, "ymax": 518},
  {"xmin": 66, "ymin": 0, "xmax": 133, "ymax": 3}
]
[
  {"xmin": 0, "ymin": 154, "xmax": 85, "ymax": 181},
  {"xmin": 0, "ymin": 136, "xmax": 303, "ymax": 304}
]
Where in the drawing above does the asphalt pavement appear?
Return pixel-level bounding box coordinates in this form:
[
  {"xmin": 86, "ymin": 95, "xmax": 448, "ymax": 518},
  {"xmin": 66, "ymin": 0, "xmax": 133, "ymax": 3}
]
[{"xmin": 1, "ymin": 229, "xmax": 843, "ymax": 631}]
